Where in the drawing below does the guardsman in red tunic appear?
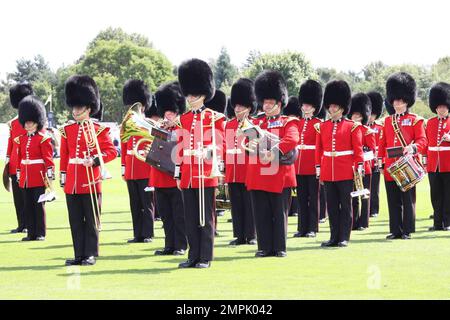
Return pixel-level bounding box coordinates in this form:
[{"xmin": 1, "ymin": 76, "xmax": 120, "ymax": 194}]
[
  {"xmin": 292, "ymin": 80, "xmax": 323, "ymax": 238},
  {"xmin": 367, "ymin": 91, "xmax": 384, "ymax": 218},
  {"xmin": 316, "ymin": 107, "xmax": 328, "ymax": 223},
  {"xmin": 316, "ymin": 80, "xmax": 364, "ymax": 247},
  {"xmin": 246, "ymin": 70, "xmax": 300, "ymax": 258},
  {"xmin": 16, "ymin": 96, "xmax": 54, "ymax": 241},
  {"xmin": 378, "ymin": 72, "xmax": 427, "ymax": 240},
  {"xmin": 120, "ymin": 79, "xmax": 154, "ymax": 243},
  {"xmin": 60, "ymin": 75, "xmax": 117, "ymax": 266},
  {"xmin": 176, "ymin": 59, "xmax": 225, "ymax": 269},
  {"xmin": 225, "ymin": 78, "xmax": 257, "ymax": 246},
  {"xmin": 151, "ymin": 81, "xmax": 187, "ymax": 256},
  {"xmin": 5, "ymin": 83, "xmax": 34, "ymax": 233},
  {"xmin": 348, "ymin": 93, "xmax": 376, "ymax": 230},
  {"xmin": 423, "ymin": 82, "xmax": 450, "ymax": 231}
]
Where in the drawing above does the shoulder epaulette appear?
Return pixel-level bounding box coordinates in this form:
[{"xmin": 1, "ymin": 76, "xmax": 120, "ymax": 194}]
[
  {"xmin": 413, "ymin": 115, "xmax": 425, "ymax": 126},
  {"xmin": 58, "ymin": 126, "xmax": 67, "ymax": 139},
  {"xmin": 13, "ymin": 136, "xmax": 21, "ymax": 144},
  {"xmin": 96, "ymin": 125, "xmax": 107, "ymax": 136},
  {"xmin": 39, "ymin": 132, "xmax": 52, "ymax": 143},
  {"xmin": 351, "ymin": 121, "xmax": 360, "ymax": 132}
]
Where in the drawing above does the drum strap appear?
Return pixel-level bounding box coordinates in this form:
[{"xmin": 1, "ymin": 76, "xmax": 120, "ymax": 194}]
[{"xmin": 391, "ymin": 116, "xmax": 408, "ymax": 147}]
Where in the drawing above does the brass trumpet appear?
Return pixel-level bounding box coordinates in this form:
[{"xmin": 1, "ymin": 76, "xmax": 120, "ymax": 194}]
[
  {"xmin": 237, "ymin": 117, "xmax": 280, "ymax": 153},
  {"xmin": 38, "ymin": 171, "xmax": 56, "ymax": 203},
  {"xmin": 351, "ymin": 166, "xmax": 370, "ymax": 199}
]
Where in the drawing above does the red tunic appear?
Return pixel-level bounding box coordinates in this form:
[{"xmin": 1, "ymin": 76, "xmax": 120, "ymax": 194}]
[
  {"xmin": 245, "ymin": 115, "xmax": 299, "ymax": 194},
  {"xmin": 315, "ymin": 118, "xmax": 364, "ymax": 182},
  {"xmin": 224, "ymin": 118, "xmax": 248, "ymax": 184},
  {"xmin": 177, "ymin": 108, "xmax": 225, "ymax": 189},
  {"xmin": 6, "ymin": 117, "xmax": 27, "ymax": 175},
  {"xmin": 15, "ymin": 131, "xmax": 54, "ymax": 188},
  {"xmin": 378, "ymin": 112, "xmax": 427, "ymax": 182},
  {"xmin": 59, "ymin": 121, "xmax": 117, "ymax": 194},
  {"xmin": 294, "ymin": 117, "xmax": 322, "ymax": 175},
  {"xmin": 360, "ymin": 125, "xmax": 376, "ymax": 175},
  {"xmin": 120, "ymin": 136, "xmax": 151, "ymax": 180},
  {"xmin": 424, "ymin": 116, "xmax": 450, "ymax": 173}
]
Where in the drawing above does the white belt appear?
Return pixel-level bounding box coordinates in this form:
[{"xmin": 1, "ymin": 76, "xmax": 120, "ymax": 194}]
[
  {"xmin": 226, "ymin": 148, "xmax": 242, "ymax": 155},
  {"xmin": 69, "ymin": 158, "xmax": 84, "ymax": 164},
  {"xmin": 127, "ymin": 150, "xmax": 145, "ymax": 155},
  {"xmin": 429, "ymin": 146, "xmax": 450, "ymax": 152},
  {"xmin": 363, "ymin": 151, "xmax": 375, "ymax": 161},
  {"xmin": 21, "ymin": 159, "xmax": 44, "ymax": 165},
  {"xmin": 297, "ymin": 145, "xmax": 316, "ymax": 150},
  {"xmin": 324, "ymin": 150, "xmax": 354, "ymax": 157}
]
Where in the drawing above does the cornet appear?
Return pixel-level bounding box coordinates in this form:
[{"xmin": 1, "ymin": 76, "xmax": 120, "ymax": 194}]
[
  {"xmin": 38, "ymin": 171, "xmax": 56, "ymax": 203},
  {"xmin": 237, "ymin": 117, "xmax": 280, "ymax": 153},
  {"xmin": 350, "ymin": 166, "xmax": 370, "ymax": 199}
]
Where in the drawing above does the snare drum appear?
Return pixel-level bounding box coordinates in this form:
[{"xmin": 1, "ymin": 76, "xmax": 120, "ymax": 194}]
[{"xmin": 387, "ymin": 154, "xmax": 425, "ymax": 192}]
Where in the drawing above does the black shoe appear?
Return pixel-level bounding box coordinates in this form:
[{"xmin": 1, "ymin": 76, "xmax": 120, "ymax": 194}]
[
  {"xmin": 305, "ymin": 232, "xmax": 316, "ymax": 238},
  {"xmin": 429, "ymin": 226, "xmax": 443, "ymax": 231},
  {"xmin": 155, "ymin": 217, "xmax": 162, "ymax": 222},
  {"xmin": 274, "ymin": 251, "xmax": 287, "ymax": 257},
  {"xmin": 155, "ymin": 248, "xmax": 174, "ymax": 256},
  {"xmin": 229, "ymin": 238, "xmax": 246, "ymax": 246},
  {"xmin": 386, "ymin": 234, "xmax": 402, "ymax": 240},
  {"xmin": 216, "ymin": 210, "xmax": 225, "ymax": 217},
  {"xmin": 370, "ymin": 213, "xmax": 378, "ymax": 218},
  {"xmin": 127, "ymin": 238, "xmax": 139, "ymax": 243},
  {"xmin": 10, "ymin": 228, "xmax": 21, "ymax": 234},
  {"xmin": 142, "ymin": 237, "xmax": 153, "ymax": 243},
  {"xmin": 402, "ymin": 234, "xmax": 411, "ymax": 240},
  {"xmin": 444, "ymin": 226, "xmax": 450, "ymax": 231},
  {"xmin": 357, "ymin": 227, "xmax": 366, "ymax": 231},
  {"xmin": 255, "ymin": 250, "xmax": 273, "ymax": 257},
  {"xmin": 214, "ymin": 231, "xmax": 219, "ymax": 237},
  {"xmin": 321, "ymin": 240, "xmax": 338, "ymax": 247},
  {"xmin": 81, "ymin": 256, "xmax": 96, "ymax": 266},
  {"xmin": 195, "ymin": 260, "xmax": 211, "ymax": 268},
  {"xmin": 65, "ymin": 258, "xmax": 83, "ymax": 266},
  {"xmin": 21, "ymin": 236, "xmax": 34, "ymax": 241},
  {"xmin": 289, "ymin": 213, "xmax": 298, "ymax": 217},
  {"xmin": 319, "ymin": 218, "xmax": 327, "ymax": 224},
  {"xmin": 429, "ymin": 214, "xmax": 434, "ymax": 219},
  {"xmin": 338, "ymin": 241, "xmax": 349, "ymax": 247},
  {"xmin": 35, "ymin": 236, "xmax": 45, "ymax": 241},
  {"xmin": 293, "ymin": 232, "xmax": 306, "ymax": 238},
  {"xmin": 178, "ymin": 259, "xmax": 197, "ymax": 268},
  {"xmin": 227, "ymin": 219, "xmax": 233, "ymax": 223},
  {"xmin": 247, "ymin": 238, "xmax": 257, "ymax": 245},
  {"xmin": 173, "ymin": 249, "xmax": 186, "ymax": 256}
]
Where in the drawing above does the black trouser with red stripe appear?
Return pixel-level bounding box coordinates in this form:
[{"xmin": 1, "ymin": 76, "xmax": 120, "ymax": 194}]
[
  {"xmin": 385, "ymin": 181, "xmax": 416, "ymax": 235},
  {"xmin": 324, "ymin": 180, "xmax": 354, "ymax": 243},
  {"xmin": 296, "ymin": 175, "xmax": 319, "ymax": 234},
  {"xmin": 229, "ymin": 183, "xmax": 256, "ymax": 241},
  {"xmin": 66, "ymin": 194, "xmax": 100, "ymax": 259},
  {"xmin": 428, "ymin": 172, "xmax": 450, "ymax": 229},
  {"xmin": 352, "ymin": 174, "xmax": 371, "ymax": 229},
  {"xmin": 182, "ymin": 187, "xmax": 215, "ymax": 262},
  {"xmin": 126, "ymin": 179, "xmax": 154, "ymax": 239},
  {"xmin": 370, "ymin": 170, "xmax": 381, "ymax": 216},
  {"xmin": 155, "ymin": 187, "xmax": 187, "ymax": 251},
  {"xmin": 250, "ymin": 188, "xmax": 290, "ymax": 253},
  {"xmin": 11, "ymin": 174, "xmax": 26, "ymax": 230},
  {"xmin": 23, "ymin": 186, "xmax": 46, "ymax": 238}
]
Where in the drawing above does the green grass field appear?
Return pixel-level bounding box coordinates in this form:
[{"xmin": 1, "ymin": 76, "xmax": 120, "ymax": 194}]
[{"xmin": 0, "ymin": 158, "xmax": 449, "ymax": 300}]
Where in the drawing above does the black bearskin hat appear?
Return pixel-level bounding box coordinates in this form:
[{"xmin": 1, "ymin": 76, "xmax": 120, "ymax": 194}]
[
  {"xmin": 155, "ymin": 81, "xmax": 186, "ymax": 117},
  {"xmin": 348, "ymin": 93, "xmax": 372, "ymax": 125},
  {"xmin": 367, "ymin": 91, "xmax": 384, "ymax": 119},
  {"xmin": 298, "ymin": 79, "xmax": 322, "ymax": 115},
  {"xmin": 254, "ymin": 70, "xmax": 288, "ymax": 108},
  {"xmin": 386, "ymin": 72, "xmax": 416, "ymax": 108},
  {"xmin": 145, "ymin": 95, "xmax": 159, "ymax": 118},
  {"xmin": 385, "ymin": 98, "xmax": 395, "ymax": 115},
  {"xmin": 18, "ymin": 96, "xmax": 46, "ymax": 131},
  {"xmin": 65, "ymin": 75, "xmax": 100, "ymax": 114},
  {"xmin": 323, "ymin": 80, "xmax": 352, "ymax": 115},
  {"xmin": 205, "ymin": 89, "xmax": 226, "ymax": 113},
  {"xmin": 91, "ymin": 101, "xmax": 104, "ymax": 121},
  {"xmin": 230, "ymin": 78, "xmax": 256, "ymax": 114},
  {"xmin": 429, "ymin": 82, "xmax": 450, "ymax": 114},
  {"xmin": 283, "ymin": 96, "xmax": 302, "ymax": 117},
  {"xmin": 178, "ymin": 58, "xmax": 215, "ymax": 101},
  {"xmin": 226, "ymin": 97, "xmax": 235, "ymax": 119},
  {"xmin": 316, "ymin": 105, "xmax": 327, "ymax": 120},
  {"xmin": 123, "ymin": 79, "xmax": 151, "ymax": 111},
  {"xmin": 9, "ymin": 82, "xmax": 34, "ymax": 109}
]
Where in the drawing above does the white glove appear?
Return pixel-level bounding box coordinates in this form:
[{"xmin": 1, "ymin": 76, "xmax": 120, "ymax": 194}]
[
  {"xmin": 358, "ymin": 163, "xmax": 365, "ymax": 177},
  {"xmin": 47, "ymin": 167, "xmax": 55, "ymax": 180},
  {"xmin": 16, "ymin": 170, "xmax": 20, "ymax": 182},
  {"xmin": 60, "ymin": 172, "xmax": 66, "ymax": 187},
  {"xmin": 121, "ymin": 165, "xmax": 125, "ymax": 177},
  {"xmin": 315, "ymin": 166, "xmax": 320, "ymax": 179}
]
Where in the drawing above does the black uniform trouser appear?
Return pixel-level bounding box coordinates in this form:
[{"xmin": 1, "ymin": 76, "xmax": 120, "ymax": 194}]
[
  {"xmin": 324, "ymin": 180, "xmax": 354, "ymax": 243},
  {"xmin": 429, "ymin": 172, "xmax": 450, "ymax": 229},
  {"xmin": 155, "ymin": 187, "xmax": 187, "ymax": 250},
  {"xmin": 66, "ymin": 194, "xmax": 100, "ymax": 259},
  {"xmin": 126, "ymin": 179, "xmax": 154, "ymax": 239},
  {"xmin": 11, "ymin": 175, "xmax": 26, "ymax": 230},
  {"xmin": 23, "ymin": 186, "xmax": 46, "ymax": 238},
  {"xmin": 370, "ymin": 170, "xmax": 381, "ymax": 216},
  {"xmin": 229, "ymin": 183, "xmax": 256, "ymax": 241},
  {"xmin": 296, "ymin": 175, "xmax": 319, "ymax": 234},
  {"xmin": 250, "ymin": 188, "xmax": 290, "ymax": 252},
  {"xmin": 385, "ymin": 181, "xmax": 416, "ymax": 235},
  {"xmin": 319, "ymin": 184, "xmax": 327, "ymax": 220},
  {"xmin": 352, "ymin": 174, "xmax": 372, "ymax": 229},
  {"xmin": 289, "ymin": 194, "xmax": 299, "ymax": 215},
  {"xmin": 182, "ymin": 187, "xmax": 215, "ymax": 262}
]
